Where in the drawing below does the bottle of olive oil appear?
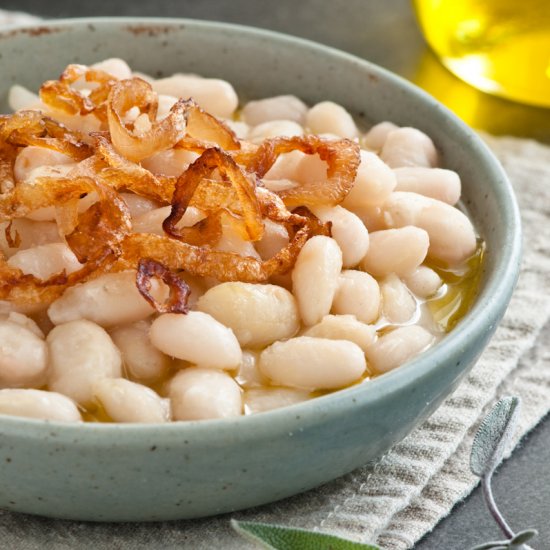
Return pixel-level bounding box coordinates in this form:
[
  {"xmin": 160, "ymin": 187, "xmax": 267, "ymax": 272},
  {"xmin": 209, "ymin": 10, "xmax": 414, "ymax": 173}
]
[{"xmin": 413, "ymin": 0, "xmax": 550, "ymax": 107}]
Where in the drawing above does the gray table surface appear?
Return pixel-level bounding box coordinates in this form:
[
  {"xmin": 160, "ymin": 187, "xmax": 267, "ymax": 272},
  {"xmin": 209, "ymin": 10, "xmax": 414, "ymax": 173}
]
[{"xmin": 2, "ymin": 1, "xmax": 550, "ymax": 548}]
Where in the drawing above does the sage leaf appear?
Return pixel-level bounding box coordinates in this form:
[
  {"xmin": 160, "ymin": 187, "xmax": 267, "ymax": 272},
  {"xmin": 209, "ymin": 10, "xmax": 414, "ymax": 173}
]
[
  {"xmin": 470, "ymin": 396, "xmax": 521, "ymax": 478},
  {"xmin": 231, "ymin": 520, "xmax": 380, "ymax": 550},
  {"xmin": 510, "ymin": 528, "xmax": 537, "ymax": 545}
]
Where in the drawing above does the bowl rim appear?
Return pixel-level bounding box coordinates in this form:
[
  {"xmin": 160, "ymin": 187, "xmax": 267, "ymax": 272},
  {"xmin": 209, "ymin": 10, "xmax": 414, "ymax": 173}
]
[{"xmin": 0, "ymin": 16, "xmax": 522, "ymax": 439}]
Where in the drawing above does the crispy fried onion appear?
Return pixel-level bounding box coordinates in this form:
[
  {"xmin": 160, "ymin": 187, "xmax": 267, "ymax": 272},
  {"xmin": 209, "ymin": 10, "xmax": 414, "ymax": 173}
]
[
  {"xmin": 0, "ymin": 110, "xmax": 92, "ymax": 161},
  {"xmin": 164, "ymin": 147, "xmax": 263, "ymax": 243},
  {"xmin": 0, "ymin": 175, "xmax": 130, "ymax": 305},
  {"xmin": 136, "ymin": 258, "xmax": 190, "ymax": 314},
  {"xmin": 243, "ymin": 135, "xmax": 360, "ymax": 208},
  {"xmin": 0, "ymin": 141, "xmax": 17, "ymax": 194},
  {"xmin": 39, "ymin": 64, "xmax": 118, "ymax": 121}
]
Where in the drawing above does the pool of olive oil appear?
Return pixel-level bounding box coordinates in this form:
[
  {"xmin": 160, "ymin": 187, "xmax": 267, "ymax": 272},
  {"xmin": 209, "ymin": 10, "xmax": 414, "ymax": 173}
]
[{"xmin": 414, "ymin": 0, "xmax": 550, "ymax": 107}]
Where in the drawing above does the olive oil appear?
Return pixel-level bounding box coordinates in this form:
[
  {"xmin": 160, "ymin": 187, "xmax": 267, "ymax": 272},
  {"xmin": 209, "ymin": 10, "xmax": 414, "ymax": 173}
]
[{"xmin": 414, "ymin": 0, "xmax": 550, "ymax": 107}]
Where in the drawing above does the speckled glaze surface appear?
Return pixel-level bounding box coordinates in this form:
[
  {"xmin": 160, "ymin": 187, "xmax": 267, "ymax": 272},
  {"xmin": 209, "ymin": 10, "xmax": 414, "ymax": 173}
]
[{"xmin": 0, "ymin": 18, "xmax": 521, "ymax": 522}]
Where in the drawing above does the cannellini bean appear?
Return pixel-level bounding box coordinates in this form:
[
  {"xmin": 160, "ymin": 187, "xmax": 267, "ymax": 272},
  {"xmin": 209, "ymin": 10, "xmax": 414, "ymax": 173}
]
[
  {"xmin": 292, "ymin": 236, "xmax": 342, "ymax": 326},
  {"xmin": 242, "ymin": 95, "xmax": 308, "ymax": 126},
  {"xmin": 150, "ymin": 312, "xmax": 242, "ymax": 370},
  {"xmin": 7, "ymin": 243, "xmax": 82, "ymax": 279},
  {"xmin": 394, "ymin": 167, "xmax": 461, "ymax": 205},
  {"xmin": 234, "ymin": 350, "xmax": 266, "ymax": 388},
  {"xmin": 303, "ymin": 314, "xmax": 376, "ymax": 352},
  {"xmin": 360, "ymin": 226, "xmax": 429, "ymax": 277},
  {"xmin": 92, "ymin": 58, "xmax": 132, "ymax": 80},
  {"xmin": 119, "ymin": 192, "xmax": 159, "ymax": 218},
  {"xmin": 380, "ymin": 274, "xmax": 417, "ymax": 324},
  {"xmin": 248, "ymin": 120, "xmax": 304, "ymax": 143},
  {"xmin": 223, "ymin": 119, "xmax": 250, "ymax": 139},
  {"xmin": 403, "ymin": 266, "xmax": 443, "ymax": 298},
  {"xmin": 244, "ymin": 388, "xmax": 312, "ymax": 414},
  {"xmin": 169, "ymin": 368, "xmax": 242, "ymax": 420},
  {"xmin": 341, "ymin": 150, "xmax": 397, "ymax": 208},
  {"xmin": 156, "ymin": 94, "xmax": 178, "ymax": 120},
  {"xmin": 259, "ymin": 337, "xmax": 366, "ymax": 390},
  {"xmin": 361, "ymin": 121, "xmax": 399, "ymax": 151},
  {"xmin": 110, "ymin": 320, "xmax": 172, "ymax": 383},
  {"xmin": 152, "ymin": 75, "xmax": 238, "ymax": 118},
  {"xmin": 366, "ymin": 325, "xmax": 434, "ymax": 373},
  {"xmin": 264, "ymin": 151, "xmax": 327, "ymax": 187},
  {"xmin": 197, "ymin": 282, "xmax": 299, "ymax": 347},
  {"xmin": 47, "ymin": 320, "xmax": 122, "ymax": 405},
  {"xmin": 8, "ymin": 84, "xmax": 40, "ymax": 111},
  {"xmin": 306, "ymin": 101, "xmax": 358, "ymax": 139},
  {"xmin": 350, "ymin": 203, "xmax": 387, "ymax": 231},
  {"xmin": 216, "ymin": 219, "xmax": 261, "ymax": 260},
  {"xmin": 132, "ymin": 205, "xmax": 205, "ymax": 235},
  {"xmin": 255, "ymin": 218, "xmax": 289, "ymax": 260},
  {"xmin": 383, "ymin": 192, "xmax": 477, "ymax": 264},
  {"xmin": 0, "ymin": 389, "xmax": 81, "ymax": 422},
  {"xmin": 93, "ymin": 378, "xmax": 170, "ymax": 423},
  {"xmin": 14, "ymin": 146, "xmax": 75, "ymax": 183},
  {"xmin": 2, "ymin": 311, "xmax": 43, "ymax": 338},
  {"xmin": 310, "ymin": 205, "xmax": 369, "ymax": 268},
  {"xmin": 380, "ymin": 127, "xmax": 438, "ymax": 168},
  {"xmin": 141, "ymin": 149, "xmax": 199, "ymax": 177},
  {"xmin": 0, "ymin": 219, "xmax": 60, "ymax": 257},
  {"xmin": 48, "ymin": 271, "xmax": 165, "ymax": 327},
  {"xmin": 332, "ymin": 270, "xmax": 380, "ymax": 324},
  {"xmin": 0, "ymin": 320, "xmax": 48, "ymax": 388}
]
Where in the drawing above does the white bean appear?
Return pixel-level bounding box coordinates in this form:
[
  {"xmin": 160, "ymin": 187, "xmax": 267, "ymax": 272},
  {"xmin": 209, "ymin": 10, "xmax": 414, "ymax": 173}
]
[
  {"xmin": 109, "ymin": 320, "xmax": 172, "ymax": 383},
  {"xmin": 303, "ymin": 314, "xmax": 376, "ymax": 352},
  {"xmin": 169, "ymin": 368, "xmax": 242, "ymax": 420},
  {"xmin": 341, "ymin": 150, "xmax": 397, "ymax": 209},
  {"xmin": 248, "ymin": 120, "xmax": 304, "ymax": 143},
  {"xmin": 47, "ymin": 320, "xmax": 121, "ymax": 405},
  {"xmin": 48, "ymin": 270, "xmax": 165, "ymax": 327},
  {"xmin": 7, "ymin": 243, "xmax": 82, "ymax": 279},
  {"xmin": 244, "ymin": 387, "xmax": 311, "ymax": 414},
  {"xmin": 332, "ymin": 270, "xmax": 380, "ymax": 324},
  {"xmin": 223, "ymin": 119, "xmax": 250, "ymax": 139},
  {"xmin": 292, "ymin": 236, "xmax": 342, "ymax": 326},
  {"xmin": 306, "ymin": 101, "xmax": 358, "ymax": 139},
  {"xmin": 259, "ymin": 336, "xmax": 366, "ymax": 390},
  {"xmin": 0, "ymin": 320, "xmax": 48, "ymax": 388},
  {"xmin": 141, "ymin": 149, "xmax": 199, "ymax": 177},
  {"xmin": 264, "ymin": 151, "xmax": 327, "ymax": 187},
  {"xmin": 156, "ymin": 94, "xmax": 178, "ymax": 120},
  {"xmin": 119, "ymin": 193, "xmax": 159, "ymax": 218},
  {"xmin": 132, "ymin": 205, "xmax": 205, "ymax": 236},
  {"xmin": 383, "ymin": 191, "xmax": 477, "ymax": 264},
  {"xmin": 197, "ymin": 282, "xmax": 299, "ymax": 348},
  {"xmin": 349, "ymin": 203, "xmax": 387, "ymax": 231},
  {"xmin": 403, "ymin": 266, "xmax": 443, "ymax": 298},
  {"xmin": 92, "ymin": 58, "xmax": 132, "ymax": 80},
  {"xmin": 380, "ymin": 274, "xmax": 417, "ymax": 324},
  {"xmin": 2, "ymin": 311, "xmax": 43, "ymax": 338},
  {"xmin": 242, "ymin": 95, "xmax": 308, "ymax": 126},
  {"xmin": 216, "ymin": 219, "xmax": 261, "ymax": 260},
  {"xmin": 360, "ymin": 226, "xmax": 429, "ymax": 277},
  {"xmin": 8, "ymin": 84, "xmax": 40, "ymax": 111},
  {"xmin": 381, "ymin": 127, "xmax": 438, "ymax": 168},
  {"xmin": 394, "ymin": 167, "xmax": 461, "ymax": 205},
  {"xmin": 366, "ymin": 325, "xmax": 434, "ymax": 373},
  {"xmin": 0, "ymin": 219, "xmax": 60, "ymax": 257},
  {"xmin": 0, "ymin": 389, "xmax": 81, "ymax": 422},
  {"xmin": 361, "ymin": 121, "xmax": 399, "ymax": 151},
  {"xmin": 14, "ymin": 146, "xmax": 75, "ymax": 184},
  {"xmin": 234, "ymin": 350, "xmax": 266, "ymax": 389},
  {"xmin": 310, "ymin": 205, "xmax": 369, "ymax": 268},
  {"xmin": 93, "ymin": 378, "xmax": 169, "ymax": 423},
  {"xmin": 152, "ymin": 75, "xmax": 238, "ymax": 118},
  {"xmin": 150, "ymin": 312, "xmax": 242, "ymax": 370},
  {"xmin": 255, "ymin": 218, "xmax": 289, "ymax": 260}
]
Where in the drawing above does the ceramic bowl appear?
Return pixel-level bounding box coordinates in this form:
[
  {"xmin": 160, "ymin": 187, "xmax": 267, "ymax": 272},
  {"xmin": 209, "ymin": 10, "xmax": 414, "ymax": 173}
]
[{"xmin": 0, "ymin": 18, "xmax": 521, "ymax": 521}]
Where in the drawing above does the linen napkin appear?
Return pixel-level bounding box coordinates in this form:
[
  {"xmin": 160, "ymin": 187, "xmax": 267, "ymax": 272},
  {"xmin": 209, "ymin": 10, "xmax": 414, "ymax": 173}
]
[{"xmin": 1, "ymin": 9, "xmax": 550, "ymax": 550}]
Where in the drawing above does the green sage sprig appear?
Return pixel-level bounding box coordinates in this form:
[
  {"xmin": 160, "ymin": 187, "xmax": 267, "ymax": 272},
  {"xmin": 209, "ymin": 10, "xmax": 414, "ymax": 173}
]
[{"xmin": 231, "ymin": 396, "xmax": 538, "ymax": 550}]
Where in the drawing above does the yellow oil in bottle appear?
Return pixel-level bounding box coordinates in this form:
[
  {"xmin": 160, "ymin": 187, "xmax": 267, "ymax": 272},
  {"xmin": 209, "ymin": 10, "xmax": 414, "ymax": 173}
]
[{"xmin": 413, "ymin": 0, "xmax": 550, "ymax": 107}]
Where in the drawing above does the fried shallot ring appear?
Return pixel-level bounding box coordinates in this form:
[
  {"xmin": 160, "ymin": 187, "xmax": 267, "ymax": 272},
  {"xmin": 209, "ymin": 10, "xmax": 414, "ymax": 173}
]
[
  {"xmin": 107, "ymin": 78, "xmax": 187, "ymax": 162},
  {"xmin": 136, "ymin": 258, "xmax": 190, "ymax": 314},
  {"xmin": 163, "ymin": 147, "xmax": 263, "ymax": 242},
  {"xmin": 0, "ymin": 142, "xmax": 17, "ymax": 194},
  {"xmin": 243, "ymin": 135, "xmax": 361, "ymax": 208}
]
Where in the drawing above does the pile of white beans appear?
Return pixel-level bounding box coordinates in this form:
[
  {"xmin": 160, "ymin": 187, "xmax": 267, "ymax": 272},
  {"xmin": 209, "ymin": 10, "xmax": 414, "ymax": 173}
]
[{"xmin": 0, "ymin": 59, "xmax": 480, "ymax": 423}]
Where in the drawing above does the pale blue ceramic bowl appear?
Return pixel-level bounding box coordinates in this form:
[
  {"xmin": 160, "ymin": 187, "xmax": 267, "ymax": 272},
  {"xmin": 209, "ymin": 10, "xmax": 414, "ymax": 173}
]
[{"xmin": 0, "ymin": 18, "xmax": 521, "ymax": 521}]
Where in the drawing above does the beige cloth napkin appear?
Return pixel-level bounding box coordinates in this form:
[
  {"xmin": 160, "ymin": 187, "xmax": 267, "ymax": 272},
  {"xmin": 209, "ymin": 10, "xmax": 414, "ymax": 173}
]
[{"xmin": 2, "ymin": 10, "xmax": 550, "ymax": 550}]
